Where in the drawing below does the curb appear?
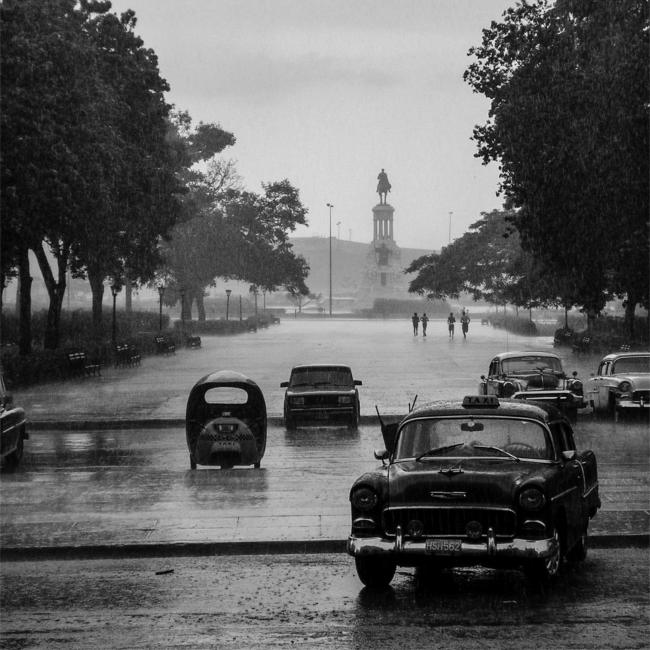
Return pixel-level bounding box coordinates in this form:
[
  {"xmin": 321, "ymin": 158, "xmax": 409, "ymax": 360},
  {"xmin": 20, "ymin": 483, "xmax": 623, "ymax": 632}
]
[
  {"xmin": 27, "ymin": 415, "xmax": 394, "ymax": 431},
  {"xmin": 1, "ymin": 534, "xmax": 647, "ymax": 562}
]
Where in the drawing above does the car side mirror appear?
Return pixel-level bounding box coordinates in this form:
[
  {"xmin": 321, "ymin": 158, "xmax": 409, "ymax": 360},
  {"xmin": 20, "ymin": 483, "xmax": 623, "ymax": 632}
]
[
  {"xmin": 562, "ymin": 450, "xmax": 577, "ymax": 461},
  {"xmin": 374, "ymin": 448, "xmax": 388, "ymax": 461},
  {"xmin": 354, "ymin": 380, "xmax": 362, "ymax": 386},
  {"xmin": 480, "ymin": 375, "xmax": 486, "ymax": 381},
  {"xmin": 280, "ymin": 381, "xmax": 289, "ymax": 388}
]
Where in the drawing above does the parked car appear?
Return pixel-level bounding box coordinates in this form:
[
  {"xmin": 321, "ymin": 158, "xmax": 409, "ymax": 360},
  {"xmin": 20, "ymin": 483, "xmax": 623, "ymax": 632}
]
[
  {"xmin": 479, "ymin": 351, "xmax": 586, "ymax": 420},
  {"xmin": 585, "ymin": 351, "xmax": 650, "ymax": 418},
  {"xmin": 347, "ymin": 395, "xmax": 600, "ymax": 588},
  {"xmin": 281, "ymin": 364, "xmax": 362, "ymax": 429},
  {"xmin": 185, "ymin": 370, "xmax": 267, "ymax": 469},
  {"xmin": 0, "ymin": 371, "xmax": 28, "ymax": 468}
]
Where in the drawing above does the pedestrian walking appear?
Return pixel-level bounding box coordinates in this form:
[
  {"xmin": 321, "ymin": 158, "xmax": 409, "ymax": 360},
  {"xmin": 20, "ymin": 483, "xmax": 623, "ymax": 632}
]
[
  {"xmin": 447, "ymin": 312, "xmax": 456, "ymax": 338},
  {"xmin": 411, "ymin": 312, "xmax": 419, "ymax": 336},
  {"xmin": 461, "ymin": 310, "xmax": 471, "ymax": 339},
  {"xmin": 420, "ymin": 313, "xmax": 429, "ymax": 337}
]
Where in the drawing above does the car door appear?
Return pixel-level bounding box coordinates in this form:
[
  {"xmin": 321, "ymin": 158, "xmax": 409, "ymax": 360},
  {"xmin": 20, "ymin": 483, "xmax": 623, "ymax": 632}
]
[
  {"xmin": 485, "ymin": 359, "xmax": 500, "ymax": 395},
  {"xmin": 590, "ymin": 360, "xmax": 610, "ymax": 411}
]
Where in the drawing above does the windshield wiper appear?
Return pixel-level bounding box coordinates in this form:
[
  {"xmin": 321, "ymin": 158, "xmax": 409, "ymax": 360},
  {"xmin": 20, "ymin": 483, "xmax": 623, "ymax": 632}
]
[
  {"xmin": 472, "ymin": 445, "xmax": 520, "ymax": 461},
  {"xmin": 416, "ymin": 443, "xmax": 464, "ymax": 461}
]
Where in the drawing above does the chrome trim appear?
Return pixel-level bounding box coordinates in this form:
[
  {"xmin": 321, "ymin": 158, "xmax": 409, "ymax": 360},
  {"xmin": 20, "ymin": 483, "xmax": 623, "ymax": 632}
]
[
  {"xmin": 550, "ymin": 486, "xmax": 578, "ymax": 502},
  {"xmin": 395, "ymin": 525, "xmax": 403, "ymax": 552},
  {"xmin": 487, "ymin": 527, "xmax": 496, "ymax": 555},
  {"xmin": 348, "ymin": 534, "xmax": 558, "ymax": 560},
  {"xmin": 583, "ymin": 482, "xmax": 599, "ymax": 497},
  {"xmin": 430, "ymin": 491, "xmax": 467, "ymax": 499}
]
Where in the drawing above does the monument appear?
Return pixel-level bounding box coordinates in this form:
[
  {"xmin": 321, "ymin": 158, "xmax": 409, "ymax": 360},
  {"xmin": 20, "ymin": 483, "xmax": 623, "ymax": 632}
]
[{"xmin": 356, "ymin": 169, "xmax": 410, "ymax": 308}]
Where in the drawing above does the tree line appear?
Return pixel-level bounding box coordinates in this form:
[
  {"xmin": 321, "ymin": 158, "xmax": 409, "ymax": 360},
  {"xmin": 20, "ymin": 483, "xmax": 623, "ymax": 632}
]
[
  {"xmin": 1, "ymin": 0, "xmax": 310, "ymax": 355},
  {"xmin": 407, "ymin": 0, "xmax": 648, "ymax": 339}
]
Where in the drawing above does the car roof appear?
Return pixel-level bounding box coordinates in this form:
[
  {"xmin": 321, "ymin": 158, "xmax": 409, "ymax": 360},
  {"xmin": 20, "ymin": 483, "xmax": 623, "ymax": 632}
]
[
  {"xmin": 290, "ymin": 364, "xmax": 352, "ymax": 371},
  {"xmin": 192, "ymin": 370, "xmax": 260, "ymax": 388},
  {"xmin": 491, "ymin": 351, "xmax": 561, "ymax": 361},
  {"xmin": 402, "ymin": 398, "xmax": 559, "ymax": 425},
  {"xmin": 599, "ymin": 351, "xmax": 650, "ymax": 361}
]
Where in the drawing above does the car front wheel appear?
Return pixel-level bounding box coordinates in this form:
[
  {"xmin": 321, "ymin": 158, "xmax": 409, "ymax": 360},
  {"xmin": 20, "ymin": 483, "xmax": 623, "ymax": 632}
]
[
  {"xmin": 354, "ymin": 556, "xmax": 396, "ymax": 588},
  {"xmin": 566, "ymin": 527, "xmax": 588, "ymax": 563},
  {"xmin": 525, "ymin": 528, "xmax": 561, "ymax": 582},
  {"xmin": 285, "ymin": 411, "xmax": 296, "ymax": 430},
  {"xmin": 5, "ymin": 434, "xmax": 24, "ymax": 468}
]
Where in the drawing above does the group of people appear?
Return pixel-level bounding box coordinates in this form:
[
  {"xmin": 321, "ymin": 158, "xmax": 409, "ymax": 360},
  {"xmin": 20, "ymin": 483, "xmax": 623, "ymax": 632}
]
[{"xmin": 411, "ymin": 310, "xmax": 471, "ymax": 339}]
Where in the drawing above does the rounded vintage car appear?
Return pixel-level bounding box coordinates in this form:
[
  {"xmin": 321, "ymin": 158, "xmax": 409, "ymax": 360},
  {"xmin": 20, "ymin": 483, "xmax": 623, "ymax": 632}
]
[
  {"xmin": 280, "ymin": 364, "xmax": 362, "ymax": 429},
  {"xmin": 185, "ymin": 371, "xmax": 267, "ymax": 469},
  {"xmin": 585, "ymin": 351, "xmax": 650, "ymax": 418},
  {"xmin": 347, "ymin": 395, "xmax": 600, "ymax": 588},
  {"xmin": 478, "ymin": 351, "xmax": 585, "ymax": 421}
]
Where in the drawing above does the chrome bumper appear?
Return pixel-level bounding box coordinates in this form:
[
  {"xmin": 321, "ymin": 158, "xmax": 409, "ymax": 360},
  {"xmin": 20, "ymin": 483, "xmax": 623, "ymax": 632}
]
[
  {"xmin": 347, "ymin": 532, "xmax": 557, "ymax": 561},
  {"xmin": 617, "ymin": 399, "xmax": 650, "ymax": 410}
]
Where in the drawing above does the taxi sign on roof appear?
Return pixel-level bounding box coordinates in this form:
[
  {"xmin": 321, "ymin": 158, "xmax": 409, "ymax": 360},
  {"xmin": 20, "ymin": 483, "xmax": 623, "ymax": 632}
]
[{"xmin": 463, "ymin": 395, "xmax": 500, "ymax": 408}]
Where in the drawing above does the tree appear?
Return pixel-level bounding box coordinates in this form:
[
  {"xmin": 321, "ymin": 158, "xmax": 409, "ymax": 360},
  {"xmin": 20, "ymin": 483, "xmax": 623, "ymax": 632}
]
[{"xmin": 464, "ymin": 0, "xmax": 648, "ymax": 337}]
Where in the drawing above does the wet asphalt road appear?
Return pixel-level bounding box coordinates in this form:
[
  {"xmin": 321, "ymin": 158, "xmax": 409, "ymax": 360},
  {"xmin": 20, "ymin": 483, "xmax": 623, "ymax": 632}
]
[{"xmin": 1, "ymin": 549, "xmax": 648, "ymax": 649}]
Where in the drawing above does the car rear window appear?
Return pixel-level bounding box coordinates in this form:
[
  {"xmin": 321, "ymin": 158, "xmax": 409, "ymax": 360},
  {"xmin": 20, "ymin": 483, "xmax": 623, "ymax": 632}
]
[{"xmin": 395, "ymin": 417, "xmax": 552, "ymax": 461}]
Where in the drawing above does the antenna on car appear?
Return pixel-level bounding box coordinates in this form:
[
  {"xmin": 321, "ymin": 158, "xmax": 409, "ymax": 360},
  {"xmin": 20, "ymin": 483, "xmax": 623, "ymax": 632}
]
[
  {"xmin": 375, "ymin": 405, "xmax": 385, "ymax": 431},
  {"xmin": 409, "ymin": 394, "xmax": 418, "ymax": 412}
]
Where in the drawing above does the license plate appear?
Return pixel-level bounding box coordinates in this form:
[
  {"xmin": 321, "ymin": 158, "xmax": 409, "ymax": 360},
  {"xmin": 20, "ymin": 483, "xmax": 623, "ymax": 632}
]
[
  {"xmin": 214, "ymin": 440, "xmax": 239, "ymax": 451},
  {"xmin": 425, "ymin": 538, "xmax": 462, "ymax": 553}
]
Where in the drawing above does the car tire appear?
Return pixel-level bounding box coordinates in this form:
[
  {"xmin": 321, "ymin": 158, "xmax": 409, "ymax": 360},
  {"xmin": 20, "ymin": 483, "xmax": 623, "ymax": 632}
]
[
  {"xmin": 5, "ymin": 435, "xmax": 24, "ymax": 468},
  {"xmin": 347, "ymin": 407, "xmax": 359, "ymax": 430},
  {"xmin": 354, "ymin": 556, "xmax": 396, "ymax": 588},
  {"xmin": 566, "ymin": 528, "xmax": 588, "ymax": 563},
  {"xmin": 190, "ymin": 456, "xmax": 197, "ymax": 470},
  {"xmin": 285, "ymin": 411, "xmax": 296, "ymax": 430},
  {"xmin": 524, "ymin": 528, "xmax": 561, "ymax": 582}
]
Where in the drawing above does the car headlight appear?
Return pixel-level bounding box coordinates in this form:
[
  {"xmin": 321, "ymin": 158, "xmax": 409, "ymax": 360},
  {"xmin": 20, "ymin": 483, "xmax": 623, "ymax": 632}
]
[
  {"xmin": 518, "ymin": 487, "xmax": 546, "ymax": 511},
  {"xmin": 569, "ymin": 379, "xmax": 583, "ymax": 395},
  {"xmin": 617, "ymin": 381, "xmax": 632, "ymax": 394},
  {"xmin": 338, "ymin": 395, "xmax": 352, "ymax": 404},
  {"xmin": 502, "ymin": 381, "xmax": 516, "ymax": 397},
  {"xmin": 350, "ymin": 486, "xmax": 378, "ymax": 511},
  {"xmin": 290, "ymin": 396, "xmax": 305, "ymax": 405}
]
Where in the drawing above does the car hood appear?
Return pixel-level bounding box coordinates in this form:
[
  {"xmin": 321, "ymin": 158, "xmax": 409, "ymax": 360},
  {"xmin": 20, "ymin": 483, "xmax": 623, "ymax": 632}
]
[
  {"xmin": 388, "ymin": 458, "xmax": 552, "ymax": 507},
  {"xmin": 286, "ymin": 386, "xmax": 356, "ymax": 395}
]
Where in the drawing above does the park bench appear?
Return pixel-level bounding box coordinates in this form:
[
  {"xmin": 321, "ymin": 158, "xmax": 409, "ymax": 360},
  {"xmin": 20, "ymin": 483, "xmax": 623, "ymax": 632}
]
[
  {"xmin": 572, "ymin": 336, "xmax": 591, "ymax": 355},
  {"xmin": 114, "ymin": 343, "xmax": 141, "ymax": 368},
  {"xmin": 66, "ymin": 350, "xmax": 101, "ymax": 378},
  {"xmin": 154, "ymin": 335, "xmax": 176, "ymax": 355},
  {"xmin": 185, "ymin": 335, "xmax": 201, "ymax": 348}
]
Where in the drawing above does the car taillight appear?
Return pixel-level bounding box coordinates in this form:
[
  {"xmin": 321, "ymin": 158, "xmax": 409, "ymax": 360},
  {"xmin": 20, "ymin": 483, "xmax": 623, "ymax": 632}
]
[
  {"xmin": 518, "ymin": 487, "xmax": 546, "ymax": 511},
  {"xmin": 350, "ymin": 486, "xmax": 378, "ymax": 511},
  {"xmin": 618, "ymin": 381, "xmax": 632, "ymax": 394}
]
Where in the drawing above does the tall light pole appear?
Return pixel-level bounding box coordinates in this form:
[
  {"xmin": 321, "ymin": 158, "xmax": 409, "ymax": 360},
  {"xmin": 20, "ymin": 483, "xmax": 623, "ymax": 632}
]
[
  {"xmin": 448, "ymin": 211, "xmax": 453, "ymax": 243},
  {"xmin": 111, "ymin": 282, "xmax": 121, "ymax": 345},
  {"xmin": 225, "ymin": 289, "xmax": 232, "ymax": 321},
  {"xmin": 327, "ymin": 202, "xmax": 333, "ymax": 316}
]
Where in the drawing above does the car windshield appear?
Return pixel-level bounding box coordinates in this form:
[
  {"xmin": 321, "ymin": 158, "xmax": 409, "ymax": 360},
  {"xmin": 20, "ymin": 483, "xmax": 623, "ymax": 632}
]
[
  {"xmin": 289, "ymin": 367, "xmax": 353, "ymax": 387},
  {"xmin": 611, "ymin": 356, "xmax": 650, "ymax": 375},
  {"xmin": 394, "ymin": 417, "xmax": 552, "ymax": 461},
  {"xmin": 501, "ymin": 356, "xmax": 563, "ymax": 375}
]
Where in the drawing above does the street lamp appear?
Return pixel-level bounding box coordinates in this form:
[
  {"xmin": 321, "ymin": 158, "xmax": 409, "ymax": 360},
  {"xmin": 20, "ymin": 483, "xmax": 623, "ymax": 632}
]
[
  {"xmin": 157, "ymin": 285, "xmax": 165, "ymax": 332},
  {"xmin": 239, "ymin": 295, "xmax": 242, "ymax": 321},
  {"xmin": 225, "ymin": 289, "xmax": 232, "ymax": 321},
  {"xmin": 180, "ymin": 289, "xmax": 185, "ymax": 343},
  {"xmin": 448, "ymin": 211, "xmax": 453, "ymax": 243},
  {"xmin": 111, "ymin": 282, "xmax": 121, "ymax": 345},
  {"xmin": 327, "ymin": 202, "xmax": 333, "ymax": 316}
]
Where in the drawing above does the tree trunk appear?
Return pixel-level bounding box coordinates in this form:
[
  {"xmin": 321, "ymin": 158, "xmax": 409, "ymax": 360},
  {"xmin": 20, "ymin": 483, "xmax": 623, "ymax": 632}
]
[
  {"xmin": 124, "ymin": 276, "xmax": 132, "ymax": 314},
  {"xmin": 33, "ymin": 243, "xmax": 67, "ymax": 350},
  {"xmin": 196, "ymin": 292, "xmax": 206, "ymax": 321},
  {"xmin": 623, "ymin": 293, "xmax": 637, "ymax": 342},
  {"xmin": 88, "ymin": 268, "xmax": 105, "ymax": 336},
  {"xmin": 17, "ymin": 248, "xmax": 32, "ymax": 355}
]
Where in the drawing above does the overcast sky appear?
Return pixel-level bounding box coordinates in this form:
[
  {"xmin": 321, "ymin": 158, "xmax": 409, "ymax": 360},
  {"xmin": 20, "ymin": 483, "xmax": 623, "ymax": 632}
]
[{"xmin": 110, "ymin": 0, "xmax": 515, "ymax": 250}]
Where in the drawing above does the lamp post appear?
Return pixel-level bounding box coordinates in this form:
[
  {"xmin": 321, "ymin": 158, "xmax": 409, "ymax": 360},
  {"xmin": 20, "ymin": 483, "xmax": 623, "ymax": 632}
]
[
  {"xmin": 157, "ymin": 285, "xmax": 165, "ymax": 331},
  {"xmin": 180, "ymin": 289, "xmax": 185, "ymax": 344},
  {"xmin": 239, "ymin": 295, "xmax": 242, "ymax": 321},
  {"xmin": 448, "ymin": 211, "xmax": 453, "ymax": 243},
  {"xmin": 111, "ymin": 282, "xmax": 121, "ymax": 345},
  {"xmin": 225, "ymin": 289, "xmax": 232, "ymax": 321},
  {"xmin": 327, "ymin": 202, "xmax": 333, "ymax": 316}
]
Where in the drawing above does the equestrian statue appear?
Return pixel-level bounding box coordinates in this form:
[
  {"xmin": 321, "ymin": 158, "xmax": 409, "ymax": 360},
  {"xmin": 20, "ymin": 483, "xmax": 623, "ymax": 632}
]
[{"xmin": 376, "ymin": 168, "xmax": 391, "ymax": 205}]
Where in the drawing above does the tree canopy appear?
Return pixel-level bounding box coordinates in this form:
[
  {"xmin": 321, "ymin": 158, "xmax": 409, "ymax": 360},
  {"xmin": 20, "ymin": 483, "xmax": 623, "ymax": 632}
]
[{"xmin": 463, "ymin": 0, "xmax": 648, "ymax": 334}]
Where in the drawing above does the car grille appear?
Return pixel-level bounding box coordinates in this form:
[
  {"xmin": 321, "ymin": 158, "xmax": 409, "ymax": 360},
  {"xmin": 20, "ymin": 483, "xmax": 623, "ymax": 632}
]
[
  {"xmin": 632, "ymin": 390, "xmax": 650, "ymax": 403},
  {"xmin": 303, "ymin": 395, "xmax": 342, "ymax": 407},
  {"xmin": 383, "ymin": 507, "xmax": 517, "ymax": 538}
]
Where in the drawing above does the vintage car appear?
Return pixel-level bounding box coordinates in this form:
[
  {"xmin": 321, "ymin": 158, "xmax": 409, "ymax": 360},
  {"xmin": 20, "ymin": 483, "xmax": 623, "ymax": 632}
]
[
  {"xmin": 586, "ymin": 351, "xmax": 650, "ymax": 417},
  {"xmin": 0, "ymin": 371, "xmax": 28, "ymax": 468},
  {"xmin": 479, "ymin": 351, "xmax": 586, "ymax": 420},
  {"xmin": 185, "ymin": 371, "xmax": 266, "ymax": 469},
  {"xmin": 347, "ymin": 395, "xmax": 600, "ymax": 588},
  {"xmin": 281, "ymin": 364, "xmax": 362, "ymax": 429}
]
